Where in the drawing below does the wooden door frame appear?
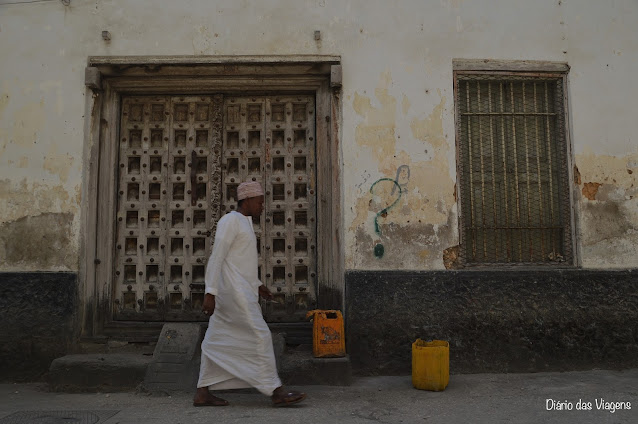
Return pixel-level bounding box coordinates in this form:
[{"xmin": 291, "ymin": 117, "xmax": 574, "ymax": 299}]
[{"xmin": 80, "ymin": 56, "xmax": 343, "ymax": 339}]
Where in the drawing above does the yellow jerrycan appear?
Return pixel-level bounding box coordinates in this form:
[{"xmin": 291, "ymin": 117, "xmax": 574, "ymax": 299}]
[
  {"xmin": 412, "ymin": 339, "xmax": 449, "ymax": 391},
  {"xmin": 305, "ymin": 310, "xmax": 346, "ymax": 358}
]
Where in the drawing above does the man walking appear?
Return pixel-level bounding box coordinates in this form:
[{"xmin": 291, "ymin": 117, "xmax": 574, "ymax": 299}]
[{"xmin": 193, "ymin": 181, "xmax": 306, "ymax": 407}]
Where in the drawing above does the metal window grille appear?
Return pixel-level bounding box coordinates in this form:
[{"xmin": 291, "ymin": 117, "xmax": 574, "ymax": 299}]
[{"xmin": 455, "ymin": 73, "xmax": 573, "ymax": 265}]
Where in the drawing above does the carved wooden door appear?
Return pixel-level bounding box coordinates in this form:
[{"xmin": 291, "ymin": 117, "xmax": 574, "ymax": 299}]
[
  {"xmin": 113, "ymin": 94, "xmax": 316, "ymax": 322},
  {"xmin": 222, "ymin": 96, "xmax": 317, "ymax": 322}
]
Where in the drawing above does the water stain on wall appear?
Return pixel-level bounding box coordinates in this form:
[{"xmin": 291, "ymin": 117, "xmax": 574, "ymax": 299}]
[
  {"xmin": 0, "ymin": 178, "xmax": 78, "ymax": 223},
  {"xmin": 580, "ymin": 201, "xmax": 633, "ymax": 246},
  {"xmin": 0, "ymin": 212, "xmax": 75, "ymax": 270},
  {"xmin": 0, "ymin": 179, "xmax": 80, "ymax": 270},
  {"xmin": 576, "ymin": 152, "xmax": 637, "ymax": 191},
  {"xmin": 575, "ymin": 152, "xmax": 638, "ymax": 267},
  {"xmin": 43, "ymin": 145, "xmax": 74, "ymax": 183},
  {"xmin": 352, "ymin": 71, "xmax": 397, "ymax": 161},
  {"xmin": 10, "ymin": 100, "xmax": 45, "ymax": 148},
  {"xmin": 409, "ymin": 91, "xmax": 448, "ymax": 152}
]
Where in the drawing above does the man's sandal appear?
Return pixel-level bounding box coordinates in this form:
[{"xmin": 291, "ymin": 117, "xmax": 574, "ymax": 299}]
[
  {"xmin": 193, "ymin": 395, "xmax": 229, "ymax": 407},
  {"xmin": 271, "ymin": 387, "xmax": 306, "ymax": 407}
]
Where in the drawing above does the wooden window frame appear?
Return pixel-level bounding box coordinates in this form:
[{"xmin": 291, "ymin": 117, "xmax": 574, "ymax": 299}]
[
  {"xmin": 452, "ymin": 59, "xmax": 578, "ymax": 269},
  {"xmin": 80, "ymin": 56, "xmax": 343, "ymax": 339}
]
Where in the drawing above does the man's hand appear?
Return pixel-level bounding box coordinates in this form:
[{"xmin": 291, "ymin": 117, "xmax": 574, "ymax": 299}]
[
  {"xmin": 202, "ymin": 294, "xmax": 215, "ymax": 316},
  {"xmin": 258, "ymin": 285, "xmax": 273, "ymax": 300}
]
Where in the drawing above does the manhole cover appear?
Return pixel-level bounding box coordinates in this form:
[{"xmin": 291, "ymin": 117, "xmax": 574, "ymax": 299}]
[{"xmin": 0, "ymin": 411, "xmax": 118, "ymax": 424}]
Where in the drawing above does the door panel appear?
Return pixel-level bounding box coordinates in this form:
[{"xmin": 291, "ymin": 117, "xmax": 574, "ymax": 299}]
[
  {"xmin": 221, "ymin": 96, "xmax": 317, "ymax": 322},
  {"xmin": 113, "ymin": 94, "xmax": 316, "ymax": 322},
  {"xmin": 114, "ymin": 96, "xmax": 219, "ymax": 321}
]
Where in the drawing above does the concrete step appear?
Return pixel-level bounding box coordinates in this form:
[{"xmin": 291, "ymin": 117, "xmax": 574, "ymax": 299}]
[
  {"xmin": 48, "ymin": 325, "xmax": 351, "ymax": 393},
  {"xmin": 75, "ymin": 338, "xmax": 156, "ymax": 355},
  {"xmin": 279, "ymin": 345, "xmax": 353, "ymax": 386},
  {"xmin": 48, "ymin": 353, "xmax": 152, "ymax": 393}
]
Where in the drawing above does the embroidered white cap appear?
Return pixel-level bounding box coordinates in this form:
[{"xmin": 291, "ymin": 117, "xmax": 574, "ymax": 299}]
[{"xmin": 237, "ymin": 181, "xmax": 264, "ymax": 200}]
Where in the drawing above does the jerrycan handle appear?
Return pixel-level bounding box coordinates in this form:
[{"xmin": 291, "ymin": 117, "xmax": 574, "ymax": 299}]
[
  {"xmin": 305, "ymin": 309, "xmax": 320, "ymax": 320},
  {"xmin": 306, "ymin": 309, "xmax": 341, "ymax": 320}
]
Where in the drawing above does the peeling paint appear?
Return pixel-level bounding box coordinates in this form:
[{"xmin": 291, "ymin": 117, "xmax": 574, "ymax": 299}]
[
  {"xmin": 582, "ymin": 182, "xmax": 602, "ymax": 200},
  {"xmin": 351, "ymin": 87, "xmax": 452, "ymax": 229},
  {"xmin": 43, "ymin": 145, "xmax": 74, "ymax": 183},
  {"xmin": 353, "ymin": 71, "xmax": 397, "ymax": 161},
  {"xmin": 410, "ymin": 91, "xmax": 447, "ymax": 148},
  {"xmin": 0, "ymin": 178, "xmax": 79, "ymax": 224},
  {"xmin": 576, "ymin": 152, "xmax": 637, "ymax": 190},
  {"xmin": 443, "ymin": 245, "xmax": 461, "ymax": 269},
  {"xmin": 350, "ymin": 74, "xmax": 455, "ymax": 268},
  {"xmin": 576, "ymin": 152, "xmax": 638, "ymax": 267},
  {"xmin": 1, "ymin": 0, "xmax": 637, "ymax": 276},
  {"xmin": 573, "ymin": 165, "xmax": 581, "ymax": 185}
]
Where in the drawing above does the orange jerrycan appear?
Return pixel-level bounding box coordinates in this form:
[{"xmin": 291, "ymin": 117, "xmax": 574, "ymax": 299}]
[
  {"xmin": 412, "ymin": 339, "xmax": 449, "ymax": 391},
  {"xmin": 305, "ymin": 310, "xmax": 346, "ymax": 358}
]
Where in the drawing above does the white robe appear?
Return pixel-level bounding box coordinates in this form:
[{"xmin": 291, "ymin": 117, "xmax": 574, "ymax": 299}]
[{"xmin": 197, "ymin": 211, "xmax": 282, "ymax": 395}]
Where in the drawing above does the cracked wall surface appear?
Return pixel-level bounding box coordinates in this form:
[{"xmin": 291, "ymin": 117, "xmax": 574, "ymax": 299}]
[{"xmin": 1, "ymin": 0, "xmax": 637, "ymax": 271}]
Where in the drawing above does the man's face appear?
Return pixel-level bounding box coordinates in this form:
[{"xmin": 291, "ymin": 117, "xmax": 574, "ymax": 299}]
[{"xmin": 245, "ymin": 195, "xmax": 265, "ymax": 217}]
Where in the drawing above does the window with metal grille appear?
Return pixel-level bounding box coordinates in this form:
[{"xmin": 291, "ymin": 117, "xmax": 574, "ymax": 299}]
[{"xmin": 454, "ymin": 72, "xmax": 573, "ymax": 265}]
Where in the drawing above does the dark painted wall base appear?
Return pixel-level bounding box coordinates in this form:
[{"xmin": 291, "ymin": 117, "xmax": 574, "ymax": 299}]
[
  {"xmin": 345, "ymin": 269, "xmax": 638, "ymax": 375},
  {"xmin": 4, "ymin": 269, "xmax": 636, "ymax": 380},
  {"xmin": 0, "ymin": 272, "xmax": 78, "ymax": 381}
]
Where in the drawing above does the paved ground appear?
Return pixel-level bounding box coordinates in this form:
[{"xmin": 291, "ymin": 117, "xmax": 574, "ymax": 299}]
[{"xmin": 1, "ymin": 369, "xmax": 637, "ymax": 424}]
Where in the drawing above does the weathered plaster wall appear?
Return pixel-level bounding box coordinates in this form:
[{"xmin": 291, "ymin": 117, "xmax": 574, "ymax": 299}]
[
  {"xmin": 0, "ymin": 0, "xmax": 636, "ymax": 271},
  {"xmin": 575, "ymin": 152, "xmax": 638, "ymax": 267},
  {"xmin": 0, "ymin": 2, "xmax": 84, "ymax": 271},
  {"xmin": 565, "ymin": 1, "xmax": 638, "ymax": 268}
]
